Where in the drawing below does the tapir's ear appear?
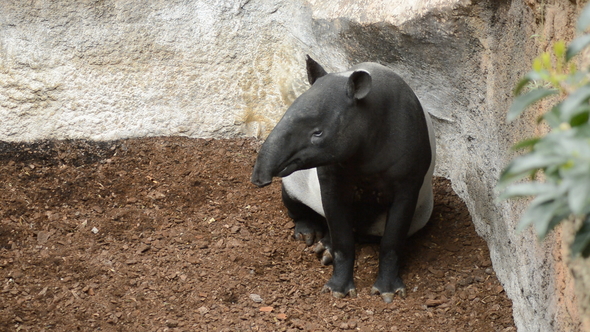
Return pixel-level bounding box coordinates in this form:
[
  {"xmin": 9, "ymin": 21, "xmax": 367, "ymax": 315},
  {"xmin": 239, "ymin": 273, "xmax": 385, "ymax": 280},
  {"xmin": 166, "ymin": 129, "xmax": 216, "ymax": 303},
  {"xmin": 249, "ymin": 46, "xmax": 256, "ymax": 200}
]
[
  {"xmin": 306, "ymin": 55, "xmax": 328, "ymax": 85},
  {"xmin": 346, "ymin": 70, "xmax": 372, "ymax": 100}
]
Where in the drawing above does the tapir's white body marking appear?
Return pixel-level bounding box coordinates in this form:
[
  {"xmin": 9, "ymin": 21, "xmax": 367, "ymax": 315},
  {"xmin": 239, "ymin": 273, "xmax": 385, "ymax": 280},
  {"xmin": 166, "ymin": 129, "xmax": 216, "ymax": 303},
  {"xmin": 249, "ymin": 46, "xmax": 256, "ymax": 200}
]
[{"xmin": 283, "ymin": 109, "xmax": 436, "ymax": 237}]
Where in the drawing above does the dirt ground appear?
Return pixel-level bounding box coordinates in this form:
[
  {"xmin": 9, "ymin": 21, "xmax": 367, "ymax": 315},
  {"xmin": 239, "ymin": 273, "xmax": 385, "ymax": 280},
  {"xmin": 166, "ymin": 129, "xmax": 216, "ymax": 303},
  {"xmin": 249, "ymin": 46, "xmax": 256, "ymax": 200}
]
[{"xmin": 0, "ymin": 137, "xmax": 515, "ymax": 332}]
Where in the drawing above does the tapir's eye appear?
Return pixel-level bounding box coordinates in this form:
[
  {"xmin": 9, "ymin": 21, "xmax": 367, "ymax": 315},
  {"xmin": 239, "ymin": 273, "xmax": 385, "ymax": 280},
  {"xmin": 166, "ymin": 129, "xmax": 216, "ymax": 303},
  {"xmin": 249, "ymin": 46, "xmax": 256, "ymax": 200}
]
[{"xmin": 311, "ymin": 130, "xmax": 323, "ymax": 145}]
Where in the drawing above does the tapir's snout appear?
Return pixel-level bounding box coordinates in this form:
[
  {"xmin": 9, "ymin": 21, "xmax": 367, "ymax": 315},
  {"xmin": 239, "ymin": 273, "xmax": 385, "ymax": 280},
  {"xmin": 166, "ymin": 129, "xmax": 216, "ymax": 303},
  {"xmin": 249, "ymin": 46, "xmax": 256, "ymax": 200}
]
[
  {"xmin": 251, "ymin": 126, "xmax": 291, "ymax": 188},
  {"xmin": 251, "ymin": 150, "xmax": 276, "ymax": 187},
  {"xmin": 251, "ymin": 168, "xmax": 273, "ymax": 187},
  {"xmin": 251, "ymin": 101, "xmax": 307, "ymax": 188}
]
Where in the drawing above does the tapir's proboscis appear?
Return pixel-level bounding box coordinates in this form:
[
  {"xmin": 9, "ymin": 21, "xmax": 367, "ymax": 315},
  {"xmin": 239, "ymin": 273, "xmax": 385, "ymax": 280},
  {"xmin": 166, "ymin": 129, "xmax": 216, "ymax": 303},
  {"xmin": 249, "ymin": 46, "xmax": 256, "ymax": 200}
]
[{"xmin": 251, "ymin": 55, "xmax": 436, "ymax": 303}]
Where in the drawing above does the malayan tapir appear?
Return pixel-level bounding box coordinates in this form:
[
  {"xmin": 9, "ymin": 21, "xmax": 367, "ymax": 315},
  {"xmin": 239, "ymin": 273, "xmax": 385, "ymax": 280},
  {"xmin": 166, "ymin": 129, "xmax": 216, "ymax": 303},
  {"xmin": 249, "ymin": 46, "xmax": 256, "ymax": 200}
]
[{"xmin": 251, "ymin": 55, "xmax": 436, "ymax": 303}]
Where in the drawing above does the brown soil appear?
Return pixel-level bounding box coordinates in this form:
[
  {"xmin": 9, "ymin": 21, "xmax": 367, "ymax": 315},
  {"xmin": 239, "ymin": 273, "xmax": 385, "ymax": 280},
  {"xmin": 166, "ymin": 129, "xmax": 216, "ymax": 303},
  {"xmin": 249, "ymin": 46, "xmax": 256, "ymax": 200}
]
[{"xmin": 0, "ymin": 137, "xmax": 515, "ymax": 332}]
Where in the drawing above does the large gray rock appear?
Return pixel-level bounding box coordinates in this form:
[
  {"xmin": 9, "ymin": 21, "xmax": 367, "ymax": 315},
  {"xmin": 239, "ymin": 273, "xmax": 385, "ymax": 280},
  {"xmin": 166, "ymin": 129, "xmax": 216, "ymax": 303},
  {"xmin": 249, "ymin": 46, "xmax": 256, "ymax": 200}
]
[
  {"xmin": 0, "ymin": 0, "xmax": 584, "ymax": 330},
  {"xmin": 0, "ymin": 0, "xmax": 308, "ymax": 140}
]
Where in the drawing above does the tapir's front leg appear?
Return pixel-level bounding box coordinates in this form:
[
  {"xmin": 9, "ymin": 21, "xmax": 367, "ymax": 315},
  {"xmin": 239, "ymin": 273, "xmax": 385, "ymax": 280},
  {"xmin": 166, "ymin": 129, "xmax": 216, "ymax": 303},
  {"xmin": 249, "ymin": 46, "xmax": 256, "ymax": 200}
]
[
  {"xmin": 317, "ymin": 168, "xmax": 357, "ymax": 298},
  {"xmin": 371, "ymin": 180, "xmax": 422, "ymax": 303}
]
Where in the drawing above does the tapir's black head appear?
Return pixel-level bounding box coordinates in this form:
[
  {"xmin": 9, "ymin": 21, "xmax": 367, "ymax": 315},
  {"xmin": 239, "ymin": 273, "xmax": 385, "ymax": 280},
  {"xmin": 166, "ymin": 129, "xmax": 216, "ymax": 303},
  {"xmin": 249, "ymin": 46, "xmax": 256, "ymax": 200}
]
[{"xmin": 251, "ymin": 55, "xmax": 372, "ymax": 187}]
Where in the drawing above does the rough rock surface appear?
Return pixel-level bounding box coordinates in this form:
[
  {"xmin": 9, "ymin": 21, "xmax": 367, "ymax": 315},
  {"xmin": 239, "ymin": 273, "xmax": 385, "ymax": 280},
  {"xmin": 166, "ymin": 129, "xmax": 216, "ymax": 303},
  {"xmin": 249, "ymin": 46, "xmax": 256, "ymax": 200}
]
[{"xmin": 0, "ymin": 0, "xmax": 587, "ymax": 331}]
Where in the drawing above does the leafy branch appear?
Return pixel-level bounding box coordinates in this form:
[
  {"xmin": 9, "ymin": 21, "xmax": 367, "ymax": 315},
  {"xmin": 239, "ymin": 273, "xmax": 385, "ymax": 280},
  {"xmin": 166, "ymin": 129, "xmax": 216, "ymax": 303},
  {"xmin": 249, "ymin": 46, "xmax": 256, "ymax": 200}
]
[{"xmin": 499, "ymin": 4, "xmax": 590, "ymax": 258}]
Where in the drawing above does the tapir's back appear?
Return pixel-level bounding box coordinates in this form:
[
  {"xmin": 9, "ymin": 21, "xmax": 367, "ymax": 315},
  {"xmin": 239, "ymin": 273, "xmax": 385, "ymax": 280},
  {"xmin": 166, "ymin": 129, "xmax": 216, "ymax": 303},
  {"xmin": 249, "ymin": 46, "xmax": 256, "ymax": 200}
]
[{"xmin": 351, "ymin": 62, "xmax": 420, "ymax": 103}]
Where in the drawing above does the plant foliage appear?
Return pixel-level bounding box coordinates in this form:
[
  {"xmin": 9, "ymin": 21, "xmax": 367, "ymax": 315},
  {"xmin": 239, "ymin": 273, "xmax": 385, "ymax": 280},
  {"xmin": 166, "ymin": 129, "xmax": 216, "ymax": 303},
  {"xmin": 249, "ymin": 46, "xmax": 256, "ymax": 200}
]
[{"xmin": 499, "ymin": 4, "xmax": 590, "ymax": 258}]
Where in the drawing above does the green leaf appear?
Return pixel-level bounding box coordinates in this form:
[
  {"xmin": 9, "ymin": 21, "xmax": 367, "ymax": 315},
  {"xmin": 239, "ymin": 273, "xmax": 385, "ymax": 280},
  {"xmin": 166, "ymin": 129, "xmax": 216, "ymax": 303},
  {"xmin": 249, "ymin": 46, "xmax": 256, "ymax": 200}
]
[
  {"xmin": 577, "ymin": 3, "xmax": 590, "ymax": 32},
  {"xmin": 543, "ymin": 104, "xmax": 563, "ymax": 128},
  {"xmin": 560, "ymin": 85, "xmax": 590, "ymax": 120},
  {"xmin": 569, "ymin": 108, "xmax": 590, "ymax": 127},
  {"xmin": 498, "ymin": 165, "xmax": 529, "ymax": 185},
  {"xmin": 541, "ymin": 52, "xmax": 552, "ymax": 69},
  {"xmin": 541, "ymin": 202, "xmax": 569, "ymax": 237},
  {"xmin": 571, "ymin": 216, "xmax": 590, "ymax": 258},
  {"xmin": 518, "ymin": 197, "xmax": 566, "ymax": 237},
  {"xmin": 573, "ymin": 123, "xmax": 590, "ymax": 137},
  {"xmin": 547, "ymin": 213, "xmax": 570, "ymax": 234},
  {"xmin": 568, "ymin": 178, "xmax": 590, "ymax": 215},
  {"xmin": 502, "ymin": 152, "xmax": 565, "ymax": 176},
  {"xmin": 553, "ymin": 135, "xmax": 590, "ymax": 161},
  {"xmin": 498, "ymin": 169, "xmax": 538, "ymax": 190},
  {"xmin": 565, "ymin": 70, "xmax": 586, "ymax": 87},
  {"xmin": 511, "ymin": 137, "xmax": 541, "ymax": 151},
  {"xmin": 532, "ymin": 57, "xmax": 543, "ymax": 72},
  {"xmin": 513, "ymin": 71, "xmax": 544, "ymax": 95},
  {"xmin": 554, "ymin": 40, "xmax": 567, "ymax": 59},
  {"xmin": 566, "ymin": 34, "xmax": 590, "ymax": 61},
  {"xmin": 508, "ymin": 88, "xmax": 559, "ymax": 122},
  {"xmin": 499, "ymin": 182, "xmax": 555, "ymax": 200}
]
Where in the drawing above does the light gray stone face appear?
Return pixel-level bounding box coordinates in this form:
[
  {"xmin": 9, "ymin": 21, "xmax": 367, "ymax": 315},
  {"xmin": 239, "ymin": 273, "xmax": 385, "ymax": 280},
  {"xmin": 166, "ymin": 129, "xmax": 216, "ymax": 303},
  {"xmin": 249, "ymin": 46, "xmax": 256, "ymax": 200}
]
[
  {"xmin": 0, "ymin": 0, "xmax": 583, "ymax": 330},
  {"xmin": 0, "ymin": 0, "xmax": 321, "ymax": 140}
]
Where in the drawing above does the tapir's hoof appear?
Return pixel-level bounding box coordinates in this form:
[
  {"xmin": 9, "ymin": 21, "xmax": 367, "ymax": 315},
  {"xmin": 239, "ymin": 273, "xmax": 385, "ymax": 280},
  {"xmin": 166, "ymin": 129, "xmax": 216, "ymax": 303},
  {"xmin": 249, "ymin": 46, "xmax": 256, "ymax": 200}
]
[
  {"xmin": 293, "ymin": 220, "xmax": 324, "ymax": 246},
  {"xmin": 295, "ymin": 232, "xmax": 321, "ymax": 246},
  {"xmin": 320, "ymin": 250, "xmax": 333, "ymax": 265},
  {"xmin": 312, "ymin": 242, "xmax": 333, "ymax": 265},
  {"xmin": 312, "ymin": 241, "xmax": 325, "ymax": 254},
  {"xmin": 321, "ymin": 285, "xmax": 357, "ymax": 299},
  {"xmin": 371, "ymin": 286, "xmax": 406, "ymax": 303}
]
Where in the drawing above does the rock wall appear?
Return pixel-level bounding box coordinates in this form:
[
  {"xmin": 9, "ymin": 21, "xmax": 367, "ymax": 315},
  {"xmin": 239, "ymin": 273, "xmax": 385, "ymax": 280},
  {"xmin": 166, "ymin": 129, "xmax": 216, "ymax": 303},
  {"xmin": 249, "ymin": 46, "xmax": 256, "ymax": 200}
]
[{"xmin": 0, "ymin": 0, "xmax": 586, "ymax": 330}]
